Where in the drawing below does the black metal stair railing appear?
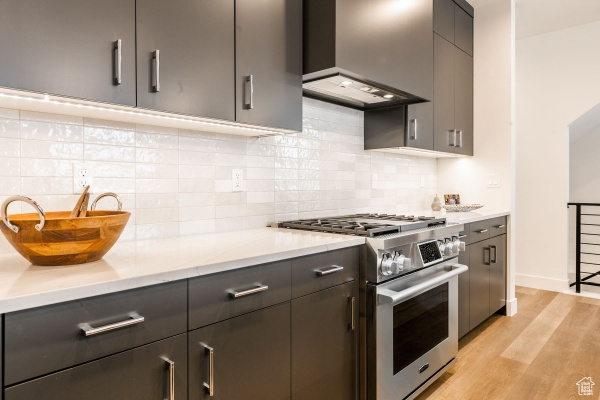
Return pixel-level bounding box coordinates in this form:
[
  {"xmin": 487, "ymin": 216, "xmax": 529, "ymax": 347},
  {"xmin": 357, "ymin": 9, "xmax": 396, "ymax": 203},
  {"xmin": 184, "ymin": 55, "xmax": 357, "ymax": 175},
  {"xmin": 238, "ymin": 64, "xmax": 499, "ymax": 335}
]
[{"xmin": 568, "ymin": 203, "xmax": 600, "ymax": 293}]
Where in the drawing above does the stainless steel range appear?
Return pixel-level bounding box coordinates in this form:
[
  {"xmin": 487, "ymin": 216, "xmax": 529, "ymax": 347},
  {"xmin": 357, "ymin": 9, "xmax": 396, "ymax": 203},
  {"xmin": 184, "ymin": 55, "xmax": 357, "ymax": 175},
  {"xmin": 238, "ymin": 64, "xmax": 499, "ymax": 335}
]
[{"xmin": 277, "ymin": 214, "xmax": 468, "ymax": 400}]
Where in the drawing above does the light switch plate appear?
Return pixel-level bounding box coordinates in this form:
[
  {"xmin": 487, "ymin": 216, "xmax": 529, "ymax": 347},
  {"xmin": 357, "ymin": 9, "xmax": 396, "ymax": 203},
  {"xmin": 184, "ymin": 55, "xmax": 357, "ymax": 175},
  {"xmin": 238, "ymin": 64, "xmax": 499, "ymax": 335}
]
[{"xmin": 486, "ymin": 174, "xmax": 501, "ymax": 188}]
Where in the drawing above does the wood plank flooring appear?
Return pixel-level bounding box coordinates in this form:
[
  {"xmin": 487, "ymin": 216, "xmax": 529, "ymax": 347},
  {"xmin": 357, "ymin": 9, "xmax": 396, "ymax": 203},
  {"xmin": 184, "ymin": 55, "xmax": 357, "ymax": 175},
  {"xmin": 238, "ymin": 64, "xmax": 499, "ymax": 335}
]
[{"xmin": 416, "ymin": 287, "xmax": 600, "ymax": 400}]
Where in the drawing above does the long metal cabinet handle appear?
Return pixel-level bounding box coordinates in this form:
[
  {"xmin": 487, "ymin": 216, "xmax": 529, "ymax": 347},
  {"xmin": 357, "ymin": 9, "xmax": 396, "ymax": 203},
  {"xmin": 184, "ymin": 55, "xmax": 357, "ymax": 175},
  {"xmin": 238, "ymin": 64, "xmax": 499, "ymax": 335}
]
[
  {"xmin": 484, "ymin": 247, "xmax": 491, "ymax": 265},
  {"xmin": 244, "ymin": 75, "xmax": 254, "ymax": 109},
  {"xmin": 457, "ymin": 130, "xmax": 463, "ymax": 148},
  {"xmin": 378, "ymin": 264, "xmax": 468, "ymax": 306},
  {"xmin": 490, "ymin": 245, "xmax": 497, "ymax": 264},
  {"xmin": 228, "ymin": 284, "xmax": 268, "ymax": 298},
  {"xmin": 201, "ymin": 343, "xmax": 214, "ymax": 396},
  {"xmin": 494, "ymin": 224, "xmax": 506, "ymax": 229},
  {"xmin": 161, "ymin": 357, "xmax": 175, "ymax": 400},
  {"xmin": 152, "ymin": 50, "xmax": 160, "ymax": 92},
  {"xmin": 474, "ymin": 229, "xmax": 488, "ymax": 233},
  {"xmin": 458, "ymin": 234, "xmax": 468, "ymax": 239},
  {"xmin": 80, "ymin": 313, "xmax": 144, "ymax": 336},
  {"xmin": 350, "ymin": 296, "xmax": 356, "ymax": 331},
  {"xmin": 113, "ymin": 39, "xmax": 122, "ymax": 86},
  {"xmin": 409, "ymin": 119, "xmax": 418, "ymax": 140},
  {"xmin": 315, "ymin": 265, "xmax": 344, "ymax": 276},
  {"xmin": 448, "ymin": 130, "xmax": 457, "ymax": 147}
]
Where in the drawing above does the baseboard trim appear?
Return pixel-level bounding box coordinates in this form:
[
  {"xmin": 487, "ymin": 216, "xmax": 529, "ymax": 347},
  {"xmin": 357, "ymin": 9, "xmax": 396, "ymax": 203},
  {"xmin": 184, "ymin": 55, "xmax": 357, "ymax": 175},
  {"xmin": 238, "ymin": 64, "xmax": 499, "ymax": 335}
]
[
  {"xmin": 515, "ymin": 273, "xmax": 569, "ymax": 292},
  {"xmin": 506, "ymin": 297, "xmax": 518, "ymax": 316}
]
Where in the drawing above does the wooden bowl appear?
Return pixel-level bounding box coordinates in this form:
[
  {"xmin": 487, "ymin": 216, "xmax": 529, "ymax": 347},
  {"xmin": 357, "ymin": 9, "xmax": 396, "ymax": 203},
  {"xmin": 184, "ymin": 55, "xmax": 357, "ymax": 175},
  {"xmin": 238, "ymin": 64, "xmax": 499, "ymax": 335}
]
[{"xmin": 0, "ymin": 210, "xmax": 130, "ymax": 266}]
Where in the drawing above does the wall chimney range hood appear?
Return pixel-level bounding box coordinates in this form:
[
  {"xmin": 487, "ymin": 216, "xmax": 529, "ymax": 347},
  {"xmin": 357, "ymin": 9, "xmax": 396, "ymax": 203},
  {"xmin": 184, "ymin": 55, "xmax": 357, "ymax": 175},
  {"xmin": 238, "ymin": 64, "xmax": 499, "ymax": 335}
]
[{"xmin": 303, "ymin": 0, "xmax": 434, "ymax": 111}]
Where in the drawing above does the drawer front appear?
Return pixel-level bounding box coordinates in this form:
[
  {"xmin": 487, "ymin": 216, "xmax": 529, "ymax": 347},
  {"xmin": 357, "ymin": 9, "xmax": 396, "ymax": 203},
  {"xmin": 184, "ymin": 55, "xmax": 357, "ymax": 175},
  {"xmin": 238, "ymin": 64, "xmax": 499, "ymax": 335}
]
[
  {"xmin": 469, "ymin": 219, "xmax": 490, "ymax": 243},
  {"xmin": 292, "ymin": 247, "xmax": 359, "ymax": 298},
  {"xmin": 459, "ymin": 224, "xmax": 471, "ymax": 246},
  {"xmin": 5, "ymin": 333, "xmax": 187, "ymax": 400},
  {"xmin": 188, "ymin": 260, "xmax": 291, "ymax": 330},
  {"xmin": 489, "ymin": 216, "xmax": 507, "ymax": 237},
  {"xmin": 5, "ymin": 280, "xmax": 187, "ymax": 385}
]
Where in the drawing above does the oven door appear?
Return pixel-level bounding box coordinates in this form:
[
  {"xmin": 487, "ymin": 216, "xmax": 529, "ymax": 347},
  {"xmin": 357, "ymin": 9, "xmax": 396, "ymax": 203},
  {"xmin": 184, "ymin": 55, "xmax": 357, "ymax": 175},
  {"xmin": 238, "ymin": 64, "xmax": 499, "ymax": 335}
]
[{"xmin": 367, "ymin": 262, "xmax": 468, "ymax": 400}]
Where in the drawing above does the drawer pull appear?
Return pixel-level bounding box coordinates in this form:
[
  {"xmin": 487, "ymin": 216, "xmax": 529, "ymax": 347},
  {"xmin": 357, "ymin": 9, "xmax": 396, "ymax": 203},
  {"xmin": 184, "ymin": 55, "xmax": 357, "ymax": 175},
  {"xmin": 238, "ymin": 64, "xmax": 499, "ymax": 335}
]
[
  {"xmin": 201, "ymin": 343, "xmax": 214, "ymax": 396},
  {"xmin": 228, "ymin": 284, "xmax": 269, "ymax": 298},
  {"xmin": 80, "ymin": 313, "xmax": 145, "ymax": 337},
  {"xmin": 315, "ymin": 265, "xmax": 344, "ymax": 276},
  {"xmin": 474, "ymin": 229, "xmax": 488, "ymax": 233},
  {"xmin": 161, "ymin": 357, "xmax": 175, "ymax": 400},
  {"xmin": 458, "ymin": 234, "xmax": 467, "ymax": 239},
  {"xmin": 350, "ymin": 296, "xmax": 356, "ymax": 331},
  {"xmin": 494, "ymin": 224, "xmax": 506, "ymax": 229}
]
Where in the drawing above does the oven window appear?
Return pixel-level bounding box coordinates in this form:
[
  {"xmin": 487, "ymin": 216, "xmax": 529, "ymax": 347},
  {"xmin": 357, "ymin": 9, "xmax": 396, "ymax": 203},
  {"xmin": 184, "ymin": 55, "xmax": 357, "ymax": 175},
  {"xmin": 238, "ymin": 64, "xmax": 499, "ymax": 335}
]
[{"xmin": 393, "ymin": 282, "xmax": 448, "ymax": 375}]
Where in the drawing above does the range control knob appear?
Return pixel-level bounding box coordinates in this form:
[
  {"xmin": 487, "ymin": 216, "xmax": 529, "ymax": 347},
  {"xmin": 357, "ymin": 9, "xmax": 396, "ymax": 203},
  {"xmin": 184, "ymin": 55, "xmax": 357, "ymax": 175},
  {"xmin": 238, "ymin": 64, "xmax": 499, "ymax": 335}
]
[
  {"xmin": 396, "ymin": 254, "xmax": 412, "ymax": 271},
  {"xmin": 443, "ymin": 240, "xmax": 453, "ymax": 256},
  {"xmin": 380, "ymin": 253, "xmax": 395, "ymax": 276},
  {"xmin": 451, "ymin": 236, "xmax": 466, "ymax": 252}
]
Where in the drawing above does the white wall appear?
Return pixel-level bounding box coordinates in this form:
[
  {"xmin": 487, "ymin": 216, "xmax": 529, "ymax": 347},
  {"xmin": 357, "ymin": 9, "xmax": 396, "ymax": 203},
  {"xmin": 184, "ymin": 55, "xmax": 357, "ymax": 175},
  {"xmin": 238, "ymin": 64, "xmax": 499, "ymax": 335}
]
[
  {"xmin": 516, "ymin": 20, "xmax": 600, "ymax": 290},
  {"xmin": 0, "ymin": 98, "xmax": 438, "ymax": 254}
]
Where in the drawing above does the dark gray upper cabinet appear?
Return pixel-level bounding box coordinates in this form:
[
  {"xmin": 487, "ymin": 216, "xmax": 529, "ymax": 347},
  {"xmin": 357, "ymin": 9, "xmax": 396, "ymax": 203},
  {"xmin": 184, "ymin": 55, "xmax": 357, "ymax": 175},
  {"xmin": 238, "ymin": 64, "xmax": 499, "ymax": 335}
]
[
  {"xmin": 434, "ymin": 0, "xmax": 473, "ymax": 56},
  {"xmin": 292, "ymin": 281, "xmax": 358, "ymax": 400},
  {"xmin": 136, "ymin": 0, "xmax": 235, "ymax": 120},
  {"xmin": 235, "ymin": 0, "xmax": 302, "ymax": 131},
  {"xmin": 5, "ymin": 334, "xmax": 187, "ymax": 400},
  {"xmin": 433, "ymin": 33, "xmax": 473, "ymax": 155},
  {"xmin": 0, "ymin": 0, "xmax": 136, "ymax": 106},
  {"xmin": 304, "ymin": 0, "xmax": 433, "ymax": 102}
]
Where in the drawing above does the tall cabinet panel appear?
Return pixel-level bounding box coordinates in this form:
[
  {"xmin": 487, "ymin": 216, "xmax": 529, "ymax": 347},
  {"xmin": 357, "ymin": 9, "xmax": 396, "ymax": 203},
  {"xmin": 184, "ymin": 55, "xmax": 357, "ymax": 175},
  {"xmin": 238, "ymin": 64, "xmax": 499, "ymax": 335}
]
[
  {"xmin": 433, "ymin": 34, "xmax": 456, "ymax": 153},
  {"xmin": 454, "ymin": 48, "xmax": 474, "ymax": 156},
  {"xmin": 458, "ymin": 245, "xmax": 470, "ymax": 338},
  {"xmin": 236, "ymin": 0, "xmax": 303, "ymax": 131},
  {"xmin": 137, "ymin": 0, "xmax": 235, "ymax": 120},
  {"xmin": 292, "ymin": 282, "xmax": 358, "ymax": 400},
  {"xmin": 0, "ymin": 0, "xmax": 135, "ymax": 105},
  {"xmin": 188, "ymin": 303, "xmax": 291, "ymax": 400}
]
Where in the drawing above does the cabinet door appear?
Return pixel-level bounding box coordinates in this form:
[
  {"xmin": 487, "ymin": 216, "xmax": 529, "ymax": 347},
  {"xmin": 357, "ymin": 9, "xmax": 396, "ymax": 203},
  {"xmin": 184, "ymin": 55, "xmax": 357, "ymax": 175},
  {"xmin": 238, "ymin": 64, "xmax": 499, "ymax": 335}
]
[
  {"xmin": 458, "ymin": 245, "xmax": 470, "ymax": 338},
  {"xmin": 454, "ymin": 4, "xmax": 473, "ymax": 56},
  {"xmin": 433, "ymin": 0, "xmax": 455, "ymax": 43},
  {"xmin": 433, "ymin": 34, "xmax": 456, "ymax": 153},
  {"xmin": 454, "ymin": 48, "xmax": 473, "ymax": 156},
  {"xmin": 235, "ymin": 0, "xmax": 302, "ymax": 131},
  {"xmin": 137, "ymin": 0, "xmax": 235, "ymax": 119},
  {"xmin": 5, "ymin": 334, "xmax": 187, "ymax": 400},
  {"xmin": 0, "ymin": 0, "xmax": 135, "ymax": 106},
  {"xmin": 407, "ymin": 102, "xmax": 434, "ymax": 151},
  {"xmin": 489, "ymin": 234, "xmax": 507, "ymax": 314},
  {"xmin": 469, "ymin": 240, "xmax": 490, "ymax": 330},
  {"xmin": 189, "ymin": 303, "xmax": 291, "ymax": 400},
  {"xmin": 292, "ymin": 282, "xmax": 358, "ymax": 400}
]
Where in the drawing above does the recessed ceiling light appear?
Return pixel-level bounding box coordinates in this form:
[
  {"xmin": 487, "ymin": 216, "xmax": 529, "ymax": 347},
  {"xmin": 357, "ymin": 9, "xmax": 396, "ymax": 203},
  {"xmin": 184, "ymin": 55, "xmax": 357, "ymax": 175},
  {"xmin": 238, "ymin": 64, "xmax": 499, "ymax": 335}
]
[
  {"xmin": 383, "ymin": 94, "xmax": 394, "ymax": 99},
  {"xmin": 341, "ymin": 80, "xmax": 353, "ymax": 86},
  {"xmin": 360, "ymin": 86, "xmax": 371, "ymax": 92}
]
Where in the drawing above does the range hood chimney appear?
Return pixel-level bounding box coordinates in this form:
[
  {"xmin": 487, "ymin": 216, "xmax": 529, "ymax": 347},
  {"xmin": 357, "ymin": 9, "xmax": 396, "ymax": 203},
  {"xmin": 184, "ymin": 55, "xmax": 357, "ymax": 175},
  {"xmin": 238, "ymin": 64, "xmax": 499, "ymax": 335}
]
[{"xmin": 303, "ymin": 0, "xmax": 434, "ymax": 111}]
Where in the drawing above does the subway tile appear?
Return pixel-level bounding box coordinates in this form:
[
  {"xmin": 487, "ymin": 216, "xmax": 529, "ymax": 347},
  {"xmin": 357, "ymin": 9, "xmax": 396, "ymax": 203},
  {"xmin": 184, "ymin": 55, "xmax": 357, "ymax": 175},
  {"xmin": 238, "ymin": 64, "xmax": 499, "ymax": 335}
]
[
  {"xmin": 136, "ymin": 163, "xmax": 179, "ymax": 179},
  {"xmin": 179, "ymin": 134, "xmax": 216, "ymax": 152},
  {"xmin": 85, "ymin": 161, "xmax": 136, "ymax": 178},
  {"xmin": 0, "ymin": 177, "xmax": 20, "ymax": 196},
  {"xmin": 215, "ymin": 192, "xmax": 247, "ymax": 205},
  {"xmin": 136, "ymin": 147, "xmax": 178, "ymax": 164},
  {"xmin": 84, "ymin": 143, "xmax": 134, "ymax": 162},
  {"xmin": 215, "ymin": 217, "xmax": 247, "ymax": 232},
  {"xmin": 136, "ymin": 124, "xmax": 179, "ymax": 136},
  {"xmin": 0, "ymin": 157, "xmax": 20, "ymax": 176},
  {"xmin": 247, "ymin": 191, "xmax": 274, "ymax": 204},
  {"xmin": 136, "ymin": 132, "xmax": 179, "ymax": 149},
  {"xmin": 0, "ymin": 118, "xmax": 20, "ymax": 138},
  {"xmin": 136, "ymin": 222, "xmax": 179, "ymax": 240},
  {"xmin": 179, "ymin": 165, "xmax": 215, "ymax": 180},
  {"xmin": 0, "ymin": 108, "xmax": 20, "ymax": 120},
  {"xmin": 216, "ymin": 204, "xmax": 247, "ymax": 218},
  {"xmin": 179, "ymin": 150, "xmax": 216, "ymax": 166},
  {"xmin": 84, "ymin": 118, "xmax": 135, "ymax": 131},
  {"xmin": 137, "ymin": 193, "xmax": 179, "ymax": 209},
  {"xmin": 136, "ymin": 208, "xmax": 179, "ymax": 224},
  {"xmin": 179, "ymin": 206, "xmax": 215, "ymax": 221},
  {"xmin": 20, "ymin": 158, "xmax": 72, "ymax": 177},
  {"xmin": 178, "ymin": 179, "xmax": 216, "ymax": 193},
  {"xmin": 21, "ymin": 121, "xmax": 83, "ymax": 142},
  {"xmin": 136, "ymin": 178, "xmax": 179, "ymax": 194},
  {"xmin": 21, "ymin": 110, "xmax": 82, "ymax": 125},
  {"xmin": 93, "ymin": 177, "xmax": 136, "ymax": 194},
  {"xmin": 1, "ymin": 138, "xmax": 20, "ymax": 157},
  {"xmin": 180, "ymin": 220, "xmax": 216, "ymax": 236},
  {"xmin": 21, "ymin": 177, "xmax": 72, "ymax": 195}
]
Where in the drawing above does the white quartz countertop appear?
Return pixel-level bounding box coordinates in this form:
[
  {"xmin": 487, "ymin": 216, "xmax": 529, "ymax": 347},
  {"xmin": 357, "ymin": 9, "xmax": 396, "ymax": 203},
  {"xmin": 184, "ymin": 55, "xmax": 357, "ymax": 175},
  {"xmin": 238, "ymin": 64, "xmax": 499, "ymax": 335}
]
[
  {"xmin": 409, "ymin": 207, "xmax": 511, "ymax": 225},
  {"xmin": 0, "ymin": 228, "xmax": 364, "ymax": 314}
]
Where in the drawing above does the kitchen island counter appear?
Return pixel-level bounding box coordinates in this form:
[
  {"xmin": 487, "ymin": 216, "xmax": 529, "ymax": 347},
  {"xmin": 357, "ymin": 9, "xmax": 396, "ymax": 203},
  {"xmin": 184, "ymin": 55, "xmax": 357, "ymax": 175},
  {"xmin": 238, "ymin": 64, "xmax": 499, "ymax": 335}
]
[{"xmin": 0, "ymin": 228, "xmax": 364, "ymax": 314}]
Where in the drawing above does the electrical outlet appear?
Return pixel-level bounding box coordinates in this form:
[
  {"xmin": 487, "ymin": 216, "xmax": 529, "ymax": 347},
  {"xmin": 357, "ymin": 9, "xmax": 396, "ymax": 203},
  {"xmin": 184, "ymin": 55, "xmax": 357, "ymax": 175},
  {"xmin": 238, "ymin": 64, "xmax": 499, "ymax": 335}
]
[
  {"xmin": 73, "ymin": 163, "xmax": 93, "ymax": 193},
  {"xmin": 232, "ymin": 169, "xmax": 243, "ymax": 192}
]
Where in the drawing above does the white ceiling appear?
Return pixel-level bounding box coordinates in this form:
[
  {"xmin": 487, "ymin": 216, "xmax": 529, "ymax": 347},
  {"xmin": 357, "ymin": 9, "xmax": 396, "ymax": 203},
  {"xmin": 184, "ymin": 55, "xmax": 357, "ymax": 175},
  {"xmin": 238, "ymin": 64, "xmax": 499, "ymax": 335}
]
[{"xmin": 468, "ymin": 0, "xmax": 600, "ymax": 39}]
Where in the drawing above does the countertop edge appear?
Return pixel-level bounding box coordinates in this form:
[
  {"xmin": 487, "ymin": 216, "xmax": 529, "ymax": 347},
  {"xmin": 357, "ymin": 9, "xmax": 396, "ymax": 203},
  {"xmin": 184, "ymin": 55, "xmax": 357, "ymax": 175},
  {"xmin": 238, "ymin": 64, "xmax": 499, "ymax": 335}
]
[{"xmin": 0, "ymin": 235, "xmax": 365, "ymax": 314}]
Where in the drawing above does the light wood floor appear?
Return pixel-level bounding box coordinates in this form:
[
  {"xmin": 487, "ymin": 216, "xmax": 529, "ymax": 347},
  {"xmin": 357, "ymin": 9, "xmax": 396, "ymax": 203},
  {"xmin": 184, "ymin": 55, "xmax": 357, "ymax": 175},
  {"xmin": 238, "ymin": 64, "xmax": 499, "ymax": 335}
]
[{"xmin": 416, "ymin": 286, "xmax": 600, "ymax": 400}]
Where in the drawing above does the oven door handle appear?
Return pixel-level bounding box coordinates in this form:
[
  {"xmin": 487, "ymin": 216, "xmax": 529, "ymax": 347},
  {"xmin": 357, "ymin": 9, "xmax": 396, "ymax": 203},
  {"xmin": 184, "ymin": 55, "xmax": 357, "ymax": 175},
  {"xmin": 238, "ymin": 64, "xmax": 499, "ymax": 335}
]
[{"xmin": 378, "ymin": 264, "xmax": 468, "ymax": 306}]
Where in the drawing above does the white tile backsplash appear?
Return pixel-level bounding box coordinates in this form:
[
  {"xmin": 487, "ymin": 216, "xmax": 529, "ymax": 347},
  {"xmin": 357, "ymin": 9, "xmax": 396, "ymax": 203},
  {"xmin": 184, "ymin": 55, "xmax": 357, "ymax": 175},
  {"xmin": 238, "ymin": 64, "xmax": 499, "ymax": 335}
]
[{"xmin": 0, "ymin": 99, "xmax": 437, "ymax": 251}]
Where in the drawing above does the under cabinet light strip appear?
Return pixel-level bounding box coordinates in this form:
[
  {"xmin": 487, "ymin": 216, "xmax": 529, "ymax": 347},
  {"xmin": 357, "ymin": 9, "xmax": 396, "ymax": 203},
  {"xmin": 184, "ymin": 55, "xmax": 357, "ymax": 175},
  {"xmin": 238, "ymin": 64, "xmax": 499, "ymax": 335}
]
[{"xmin": 0, "ymin": 90, "xmax": 289, "ymax": 137}]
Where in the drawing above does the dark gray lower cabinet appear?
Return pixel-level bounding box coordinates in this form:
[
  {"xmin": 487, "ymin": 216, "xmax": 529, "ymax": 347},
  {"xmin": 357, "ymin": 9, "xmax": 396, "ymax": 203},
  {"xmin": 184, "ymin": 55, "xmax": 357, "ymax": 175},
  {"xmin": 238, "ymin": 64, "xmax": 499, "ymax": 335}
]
[
  {"xmin": 458, "ymin": 244, "xmax": 470, "ymax": 338},
  {"xmin": 291, "ymin": 281, "xmax": 358, "ymax": 400},
  {"xmin": 469, "ymin": 240, "xmax": 490, "ymax": 330},
  {"xmin": 489, "ymin": 235, "xmax": 507, "ymax": 314},
  {"xmin": 0, "ymin": 0, "xmax": 136, "ymax": 106},
  {"xmin": 5, "ymin": 334, "xmax": 187, "ymax": 400},
  {"xmin": 188, "ymin": 303, "xmax": 291, "ymax": 400}
]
